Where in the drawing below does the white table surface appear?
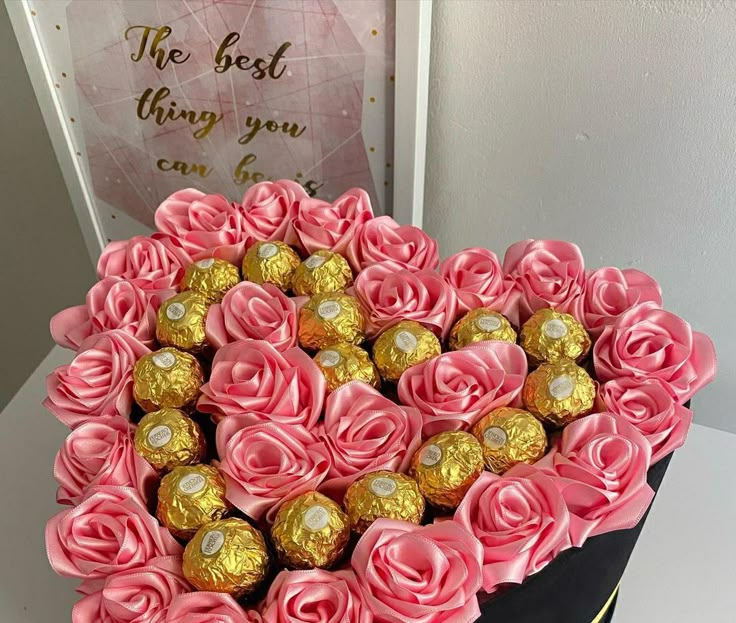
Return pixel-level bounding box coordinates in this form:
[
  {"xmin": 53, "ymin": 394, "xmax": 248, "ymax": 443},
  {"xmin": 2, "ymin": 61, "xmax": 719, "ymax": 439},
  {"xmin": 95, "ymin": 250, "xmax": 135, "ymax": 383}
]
[{"xmin": 1, "ymin": 347, "xmax": 734, "ymax": 622}]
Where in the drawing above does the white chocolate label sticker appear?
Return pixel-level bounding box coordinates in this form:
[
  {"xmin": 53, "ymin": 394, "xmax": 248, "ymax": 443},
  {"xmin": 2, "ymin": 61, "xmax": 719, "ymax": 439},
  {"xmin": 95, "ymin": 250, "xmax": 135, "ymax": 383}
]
[
  {"xmin": 152, "ymin": 352, "xmax": 176, "ymax": 370},
  {"xmin": 200, "ymin": 530, "xmax": 225, "ymax": 556},
  {"xmin": 318, "ymin": 350, "xmax": 341, "ymax": 368},
  {"xmin": 303, "ymin": 505, "xmax": 331, "ymax": 531},
  {"xmin": 317, "ymin": 300, "xmax": 341, "ymax": 320},
  {"xmin": 195, "ymin": 258, "xmax": 215, "ymax": 269},
  {"xmin": 483, "ymin": 426, "xmax": 508, "ymax": 450},
  {"xmin": 394, "ymin": 330, "xmax": 418, "ymax": 353},
  {"xmin": 178, "ymin": 473, "xmax": 206, "ymax": 495},
  {"xmin": 476, "ymin": 315, "xmax": 502, "ymax": 332},
  {"xmin": 166, "ymin": 302, "xmax": 186, "ymax": 321},
  {"xmin": 370, "ymin": 477, "xmax": 398, "ymax": 498},
  {"xmin": 305, "ymin": 254, "xmax": 327, "ymax": 270},
  {"xmin": 548, "ymin": 375, "xmax": 575, "ymax": 400},
  {"xmin": 543, "ymin": 318, "xmax": 569, "ymax": 340},
  {"xmin": 258, "ymin": 243, "xmax": 278, "ymax": 259},
  {"xmin": 147, "ymin": 425, "xmax": 172, "ymax": 448},
  {"xmin": 420, "ymin": 444, "xmax": 443, "ymax": 467}
]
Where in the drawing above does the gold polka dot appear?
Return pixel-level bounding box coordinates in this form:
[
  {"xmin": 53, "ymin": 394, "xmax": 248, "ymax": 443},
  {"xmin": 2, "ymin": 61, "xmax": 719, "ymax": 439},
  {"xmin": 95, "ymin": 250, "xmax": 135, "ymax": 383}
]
[
  {"xmin": 62, "ymin": 72, "xmax": 67, "ymax": 78},
  {"xmin": 70, "ymin": 117, "xmax": 75, "ymax": 123},
  {"xmin": 369, "ymin": 147, "xmax": 375, "ymax": 153},
  {"xmin": 106, "ymin": 238, "xmax": 112, "ymax": 243},
  {"xmin": 296, "ymin": 172, "xmax": 303, "ymax": 178},
  {"xmin": 390, "ymin": 75, "xmax": 395, "ymax": 82},
  {"xmin": 31, "ymin": 10, "xmax": 37, "ymax": 16},
  {"xmin": 369, "ymin": 97, "xmax": 375, "ymax": 103},
  {"xmin": 55, "ymin": 83, "xmax": 60, "ymax": 88},
  {"xmin": 76, "ymin": 151, "xmax": 81, "ymax": 156},
  {"xmin": 371, "ymin": 29, "xmax": 378, "ymax": 36},
  {"xmin": 55, "ymin": 24, "xmax": 61, "ymax": 31},
  {"xmin": 386, "ymin": 162, "xmax": 391, "ymax": 168},
  {"xmin": 111, "ymin": 214, "xmax": 117, "ymax": 220},
  {"xmin": 384, "ymin": 181, "xmax": 389, "ymax": 187}
]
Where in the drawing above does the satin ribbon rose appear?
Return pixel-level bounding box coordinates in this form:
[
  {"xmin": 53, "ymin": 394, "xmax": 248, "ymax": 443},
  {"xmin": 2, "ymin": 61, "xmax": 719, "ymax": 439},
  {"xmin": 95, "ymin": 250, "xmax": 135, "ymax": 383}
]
[
  {"xmin": 198, "ymin": 340, "xmax": 325, "ymax": 429},
  {"xmin": 44, "ymin": 330, "xmax": 150, "ymax": 429},
  {"xmin": 292, "ymin": 188, "xmax": 373, "ymax": 254},
  {"xmin": 535, "ymin": 413, "xmax": 654, "ymax": 546},
  {"xmin": 453, "ymin": 465, "xmax": 571, "ymax": 593},
  {"xmin": 261, "ymin": 569, "xmax": 371, "ymax": 623},
  {"xmin": 593, "ymin": 301, "xmax": 717, "ymax": 404},
  {"xmin": 166, "ymin": 593, "xmax": 262, "ymax": 623},
  {"xmin": 346, "ymin": 215, "xmax": 439, "ymax": 272},
  {"xmin": 502, "ymin": 239, "xmax": 585, "ymax": 323},
  {"xmin": 352, "ymin": 519, "xmax": 483, "ymax": 623},
  {"xmin": 72, "ymin": 556, "xmax": 189, "ymax": 623},
  {"xmin": 46, "ymin": 485, "xmax": 181, "ymax": 580},
  {"xmin": 353, "ymin": 262, "xmax": 458, "ymax": 340},
  {"xmin": 216, "ymin": 416, "xmax": 331, "ymax": 523},
  {"xmin": 205, "ymin": 282, "xmax": 299, "ymax": 352},
  {"xmin": 54, "ymin": 416, "xmax": 157, "ymax": 506},
  {"xmin": 319, "ymin": 382, "xmax": 423, "ymax": 500},
  {"xmin": 398, "ymin": 341, "xmax": 528, "ymax": 437},
  {"xmin": 440, "ymin": 247, "xmax": 522, "ymax": 323},
  {"xmin": 239, "ymin": 179, "xmax": 307, "ymax": 244}
]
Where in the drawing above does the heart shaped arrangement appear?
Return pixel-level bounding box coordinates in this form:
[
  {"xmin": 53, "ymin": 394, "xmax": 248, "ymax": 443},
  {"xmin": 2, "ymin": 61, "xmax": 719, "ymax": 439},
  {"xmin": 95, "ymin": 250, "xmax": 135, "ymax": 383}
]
[{"xmin": 44, "ymin": 181, "xmax": 717, "ymax": 623}]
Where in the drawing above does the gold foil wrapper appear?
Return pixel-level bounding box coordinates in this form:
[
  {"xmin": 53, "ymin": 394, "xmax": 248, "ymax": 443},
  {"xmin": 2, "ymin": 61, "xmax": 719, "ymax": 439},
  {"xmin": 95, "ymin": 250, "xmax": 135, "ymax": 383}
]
[
  {"xmin": 409, "ymin": 431, "xmax": 484, "ymax": 510},
  {"xmin": 471, "ymin": 407, "xmax": 548, "ymax": 474},
  {"xmin": 271, "ymin": 491, "xmax": 350, "ymax": 569},
  {"xmin": 181, "ymin": 258, "xmax": 240, "ymax": 303},
  {"xmin": 372, "ymin": 320, "xmax": 441, "ymax": 382},
  {"xmin": 183, "ymin": 518, "xmax": 269, "ymax": 599},
  {"xmin": 449, "ymin": 309, "xmax": 517, "ymax": 350},
  {"xmin": 156, "ymin": 291, "xmax": 210, "ymax": 353},
  {"xmin": 298, "ymin": 293, "xmax": 366, "ymax": 350},
  {"xmin": 242, "ymin": 241, "xmax": 301, "ymax": 291},
  {"xmin": 157, "ymin": 465, "xmax": 230, "ymax": 540},
  {"xmin": 134, "ymin": 408, "xmax": 206, "ymax": 471},
  {"xmin": 292, "ymin": 250, "xmax": 353, "ymax": 296},
  {"xmin": 313, "ymin": 343, "xmax": 380, "ymax": 392},
  {"xmin": 520, "ymin": 308, "xmax": 591, "ymax": 365},
  {"xmin": 344, "ymin": 470, "xmax": 425, "ymax": 534},
  {"xmin": 522, "ymin": 360, "xmax": 596, "ymax": 427},
  {"xmin": 133, "ymin": 348, "xmax": 204, "ymax": 413}
]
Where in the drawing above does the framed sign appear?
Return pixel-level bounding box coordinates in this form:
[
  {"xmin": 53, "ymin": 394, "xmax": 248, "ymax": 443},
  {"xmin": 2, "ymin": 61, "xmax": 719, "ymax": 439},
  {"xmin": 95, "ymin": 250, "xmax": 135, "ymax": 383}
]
[{"xmin": 6, "ymin": 0, "xmax": 431, "ymax": 262}]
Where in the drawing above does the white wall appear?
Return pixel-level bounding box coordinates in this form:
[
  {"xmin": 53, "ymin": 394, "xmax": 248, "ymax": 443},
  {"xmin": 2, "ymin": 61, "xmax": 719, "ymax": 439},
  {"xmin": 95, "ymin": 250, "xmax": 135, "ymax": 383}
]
[{"xmin": 425, "ymin": 0, "xmax": 735, "ymax": 432}]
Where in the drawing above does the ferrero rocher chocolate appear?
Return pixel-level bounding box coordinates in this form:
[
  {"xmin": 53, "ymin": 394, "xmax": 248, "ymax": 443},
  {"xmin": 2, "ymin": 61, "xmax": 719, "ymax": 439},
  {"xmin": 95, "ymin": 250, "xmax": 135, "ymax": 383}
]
[
  {"xmin": 522, "ymin": 360, "xmax": 596, "ymax": 427},
  {"xmin": 410, "ymin": 431, "xmax": 484, "ymax": 510},
  {"xmin": 520, "ymin": 308, "xmax": 591, "ymax": 365},
  {"xmin": 183, "ymin": 518, "xmax": 269, "ymax": 598},
  {"xmin": 298, "ymin": 293, "xmax": 366, "ymax": 350},
  {"xmin": 271, "ymin": 491, "xmax": 350, "ymax": 569},
  {"xmin": 156, "ymin": 291, "xmax": 210, "ymax": 353},
  {"xmin": 157, "ymin": 465, "xmax": 230, "ymax": 540},
  {"xmin": 313, "ymin": 343, "xmax": 380, "ymax": 392},
  {"xmin": 471, "ymin": 407, "xmax": 548, "ymax": 474},
  {"xmin": 344, "ymin": 471, "xmax": 425, "ymax": 534},
  {"xmin": 133, "ymin": 348, "xmax": 204, "ymax": 413},
  {"xmin": 134, "ymin": 408, "xmax": 206, "ymax": 471},
  {"xmin": 181, "ymin": 258, "xmax": 240, "ymax": 303},
  {"xmin": 449, "ymin": 309, "xmax": 517, "ymax": 350},
  {"xmin": 372, "ymin": 320, "xmax": 441, "ymax": 382},
  {"xmin": 242, "ymin": 241, "xmax": 301, "ymax": 291},
  {"xmin": 292, "ymin": 250, "xmax": 353, "ymax": 296}
]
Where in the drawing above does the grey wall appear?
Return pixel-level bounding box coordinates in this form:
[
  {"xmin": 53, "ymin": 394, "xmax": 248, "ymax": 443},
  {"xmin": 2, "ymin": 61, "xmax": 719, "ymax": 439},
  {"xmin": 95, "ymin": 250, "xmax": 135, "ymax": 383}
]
[
  {"xmin": 426, "ymin": 0, "xmax": 734, "ymax": 432},
  {"xmin": 0, "ymin": 2, "xmax": 94, "ymax": 409}
]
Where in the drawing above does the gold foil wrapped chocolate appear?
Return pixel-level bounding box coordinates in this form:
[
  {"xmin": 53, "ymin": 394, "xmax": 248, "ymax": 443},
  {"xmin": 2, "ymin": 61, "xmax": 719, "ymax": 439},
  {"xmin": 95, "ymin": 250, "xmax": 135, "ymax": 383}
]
[
  {"xmin": 409, "ymin": 431, "xmax": 484, "ymax": 510},
  {"xmin": 157, "ymin": 465, "xmax": 230, "ymax": 540},
  {"xmin": 181, "ymin": 258, "xmax": 240, "ymax": 303},
  {"xmin": 242, "ymin": 241, "xmax": 301, "ymax": 291},
  {"xmin": 292, "ymin": 250, "xmax": 353, "ymax": 296},
  {"xmin": 372, "ymin": 320, "xmax": 441, "ymax": 382},
  {"xmin": 156, "ymin": 291, "xmax": 210, "ymax": 353},
  {"xmin": 271, "ymin": 491, "xmax": 350, "ymax": 569},
  {"xmin": 298, "ymin": 293, "xmax": 366, "ymax": 350},
  {"xmin": 471, "ymin": 407, "xmax": 548, "ymax": 474},
  {"xmin": 522, "ymin": 360, "xmax": 596, "ymax": 427},
  {"xmin": 133, "ymin": 348, "xmax": 204, "ymax": 413},
  {"xmin": 183, "ymin": 518, "xmax": 269, "ymax": 598},
  {"xmin": 520, "ymin": 308, "xmax": 591, "ymax": 365},
  {"xmin": 344, "ymin": 471, "xmax": 425, "ymax": 534},
  {"xmin": 313, "ymin": 343, "xmax": 380, "ymax": 392},
  {"xmin": 134, "ymin": 408, "xmax": 206, "ymax": 471},
  {"xmin": 449, "ymin": 309, "xmax": 517, "ymax": 350}
]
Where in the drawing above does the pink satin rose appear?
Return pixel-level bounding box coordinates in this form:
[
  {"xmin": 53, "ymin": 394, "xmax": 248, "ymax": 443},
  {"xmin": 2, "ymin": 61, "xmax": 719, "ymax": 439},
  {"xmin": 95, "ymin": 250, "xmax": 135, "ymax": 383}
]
[
  {"xmin": 51, "ymin": 277, "xmax": 168, "ymax": 350},
  {"xmin": 261, "ymin": 569, "xmax": 371, "ymax": 623},
  {"xmin": 440, "ymin": 248, "xmax": 522, "ymax": 323},
  {"xmin": 398, "ymin": 342, "xmax": 528, "ymax": 437},
  {"xmin": 346, "ymin": 215, "xmax": 439, "ymax": 272},
  {"xmin": 205, "ymin": 282, "xmax": 298, "ymax": 352},
  {"xmin": 535, "ymin": 413, "xmax": 654, "ymax": 546},
  {"xmin": 575, "ymin": 267, "xmax": 663, "ymax": 337},
  {"xmin": 353, "ymin": 262, "xmax": 458, "ymax": 339},
  {"xmin": 319, "ymin": 383, "xmax": 423, "ymax": 500},
  {"xmin": 46, "ymin": 485, "xmax": 181, "ymax": 580},
  {"xmin": 352, "ymin": 519, "xmax": 483, "ymax": 623},
  {"xmin": 54, "ymin": 416, "xmax": 157, "ymax": 506},
  {"xmin": 44, "ymin": 330, "xmax": 150, "ymax": 429},
  {"xmin": 166, "ymin": 592, "xmax": 262, "ymax": 623},
  {"xmin": 502, "ymin": 239, "xmax": 586, "ymax": 323},
  {"xmin": 597, "ymin": 377, "xmax": 693, "ymax": 463},
  {"xmin": 593, "ymin": 302, "xmax": 717, "ymax": 404},
  {"xmin": 216, "ymin": 417, "xmax": 332, "ymax": 522},
  {"xmin": 198, "ymin": 340, "xmax": 325, "ymax": 428},
  {"xmin": 239, "ymin": 179, "xmax": 307, "ymax": 244},
  {"xmin": 292, "ymin": 188, "xmax": 374, "ymax": 254},
  {"xmin": 72, "ymin": 556, "xmax": 189, "ymax": 623},
  {"xmin": 453, "ymin": 465, "xmax": 571, "ymax": 593}
]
